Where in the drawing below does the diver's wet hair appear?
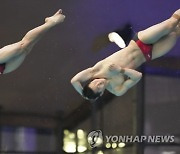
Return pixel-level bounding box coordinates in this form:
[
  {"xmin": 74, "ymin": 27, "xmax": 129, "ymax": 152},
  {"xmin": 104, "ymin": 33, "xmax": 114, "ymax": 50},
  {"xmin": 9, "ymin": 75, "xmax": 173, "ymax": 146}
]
[{"xmin": 82, "ymin": 83, "xmax": 101, "ymax": 100}]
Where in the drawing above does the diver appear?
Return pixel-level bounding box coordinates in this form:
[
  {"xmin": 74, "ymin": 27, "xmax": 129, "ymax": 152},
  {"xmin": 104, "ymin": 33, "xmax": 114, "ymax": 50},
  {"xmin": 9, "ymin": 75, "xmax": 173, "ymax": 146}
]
[
  {"xmin": 71, "ymin": 9, "xmax": 180, "ymax": 100},
  {"xmin": 0, "ymin": 9, "xmax": 65, "ymax": 74}
]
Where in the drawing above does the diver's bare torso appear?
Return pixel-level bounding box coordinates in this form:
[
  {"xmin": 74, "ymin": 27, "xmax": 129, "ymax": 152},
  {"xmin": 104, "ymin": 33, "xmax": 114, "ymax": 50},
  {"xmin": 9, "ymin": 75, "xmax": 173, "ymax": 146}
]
[
  {"xmin": 90, "ymin": 40, "xmax": 145, "ymax": 91},
  {"xmin": 105, "ymin": 40, "xmax": 146, "ymax": 69}
]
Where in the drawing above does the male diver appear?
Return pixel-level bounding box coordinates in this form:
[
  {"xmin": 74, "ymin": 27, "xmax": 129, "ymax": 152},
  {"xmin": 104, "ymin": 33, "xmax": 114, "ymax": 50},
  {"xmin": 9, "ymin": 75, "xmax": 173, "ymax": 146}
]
[{"xmin": 71, "ymin": 9, "xmax": 180, "ymax": 100}]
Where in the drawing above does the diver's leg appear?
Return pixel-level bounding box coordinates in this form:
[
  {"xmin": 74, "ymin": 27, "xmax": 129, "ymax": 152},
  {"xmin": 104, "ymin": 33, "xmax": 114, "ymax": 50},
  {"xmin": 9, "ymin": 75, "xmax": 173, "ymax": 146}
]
[
  {"xmin": 21, "ymin": 9, "xmax": 65, "ymax": 54},
  {"xmin": 138, "ymin": 9, "xmax": 180, "ymax": 44},
  {"xmin": 151, "ymin": 31, "xmax": 178, "ymax": 59},
  {"xmin": 0, "ymin": 10, "xmax": 65, "ymax": 63}
]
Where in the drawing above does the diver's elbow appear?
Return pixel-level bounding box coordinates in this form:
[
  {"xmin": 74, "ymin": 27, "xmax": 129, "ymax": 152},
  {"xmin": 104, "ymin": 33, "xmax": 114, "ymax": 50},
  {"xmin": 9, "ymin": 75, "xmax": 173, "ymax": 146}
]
[
  {"xmin": 71, "ymin": 79, "xmax": 75, "ymax": 85},
  {"xmin": 71, "ymin": 77, "xmax": 79, "ymax": 85},
  {"xmin": 70, "ymin": 77, "xmax": 76, "ymax": 84}
]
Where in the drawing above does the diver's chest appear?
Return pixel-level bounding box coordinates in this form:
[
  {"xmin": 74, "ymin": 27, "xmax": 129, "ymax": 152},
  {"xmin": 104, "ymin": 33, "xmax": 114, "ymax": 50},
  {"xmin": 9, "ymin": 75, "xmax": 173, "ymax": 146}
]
[{"xmin": 108, "ymin": 75, "xmax": 125, "ymax": 86}]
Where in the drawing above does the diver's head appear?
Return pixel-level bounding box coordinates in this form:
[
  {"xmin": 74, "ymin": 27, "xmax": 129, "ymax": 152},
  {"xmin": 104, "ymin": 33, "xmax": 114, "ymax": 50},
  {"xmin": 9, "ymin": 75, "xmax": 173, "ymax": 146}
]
[{"xmin": 83, "ymin": 78, "xmax": 107, "ymax": 100}]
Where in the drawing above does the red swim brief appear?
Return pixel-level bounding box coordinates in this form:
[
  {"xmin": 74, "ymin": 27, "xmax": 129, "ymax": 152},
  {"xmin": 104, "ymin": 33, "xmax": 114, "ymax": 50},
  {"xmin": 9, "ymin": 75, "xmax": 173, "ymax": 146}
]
[
  {"xmin": 133, "ymin": 34, "xmax": 153, "ymax": 62},
  {"xmin": 0, "ymin": 63, "xmax": 6, "ymax": 74}
]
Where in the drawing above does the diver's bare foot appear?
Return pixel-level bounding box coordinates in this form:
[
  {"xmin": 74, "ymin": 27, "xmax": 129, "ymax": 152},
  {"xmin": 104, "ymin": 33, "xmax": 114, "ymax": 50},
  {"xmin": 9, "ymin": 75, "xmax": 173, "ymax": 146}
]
[
  {"xmin": 45, "ymin": 9, "xmax": 65, "ymax": 26},
  {"xmin": 172, "ymin": 9, "xmax": 180, "ymax": 21}
]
